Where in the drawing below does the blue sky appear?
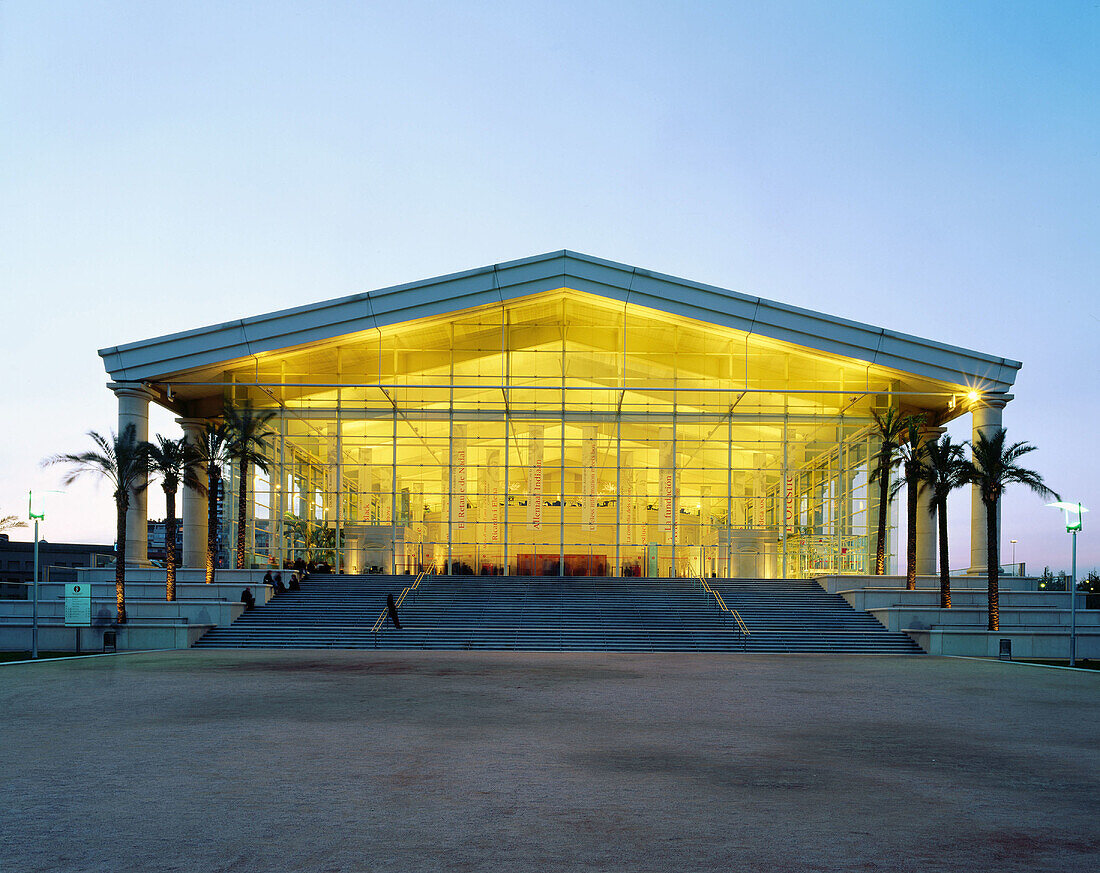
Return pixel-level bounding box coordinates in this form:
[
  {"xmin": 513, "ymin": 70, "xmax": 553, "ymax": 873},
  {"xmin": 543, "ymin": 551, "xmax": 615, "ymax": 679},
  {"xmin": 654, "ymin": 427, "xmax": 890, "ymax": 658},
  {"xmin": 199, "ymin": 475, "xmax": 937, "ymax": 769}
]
[{"xmin": 2, "ymin": 1, "xmax": 1097, "ymax": 573}]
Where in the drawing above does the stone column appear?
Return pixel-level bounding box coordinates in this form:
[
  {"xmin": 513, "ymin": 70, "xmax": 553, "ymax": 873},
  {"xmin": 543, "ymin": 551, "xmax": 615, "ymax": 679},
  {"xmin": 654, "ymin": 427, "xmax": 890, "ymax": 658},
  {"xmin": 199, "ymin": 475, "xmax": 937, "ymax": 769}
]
[
  {"xmin": 970, "ymin": 395, "xmax": 1009, "ymax": 574},
  {"xmin": 110, "ymin": 382, "xmax": 156, "ymax": 567},
  {"xmin": 177, "ymin": 417, "xmax": 209, "ymax": 568},
  {"xmin": 915, "ymin": 426, "xmax": 946, "ymax": 577}
]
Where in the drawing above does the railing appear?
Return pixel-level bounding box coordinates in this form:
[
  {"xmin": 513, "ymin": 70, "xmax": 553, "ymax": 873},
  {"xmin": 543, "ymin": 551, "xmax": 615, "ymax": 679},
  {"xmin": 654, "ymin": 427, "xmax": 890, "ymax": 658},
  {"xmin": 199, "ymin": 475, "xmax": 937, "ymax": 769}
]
[
  {"xmin": 372, "ymin": 563, "xmax": 436, "ymax": 642},
  {"xmin": 690, "ymin": 568, "xmax": 750, "ymax": 648}
]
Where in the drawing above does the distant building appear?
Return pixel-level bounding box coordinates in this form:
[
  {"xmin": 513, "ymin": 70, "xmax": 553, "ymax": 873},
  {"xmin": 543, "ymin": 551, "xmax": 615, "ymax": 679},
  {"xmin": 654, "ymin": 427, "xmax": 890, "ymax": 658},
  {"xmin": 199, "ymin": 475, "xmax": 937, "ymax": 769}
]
[
  {"xmin": 0, "ymin": 534, "xmax": 114, "ymax": 599},
  {"xmin": 147, "ymin": 519, "xmax": 184, "ymax": 565}
]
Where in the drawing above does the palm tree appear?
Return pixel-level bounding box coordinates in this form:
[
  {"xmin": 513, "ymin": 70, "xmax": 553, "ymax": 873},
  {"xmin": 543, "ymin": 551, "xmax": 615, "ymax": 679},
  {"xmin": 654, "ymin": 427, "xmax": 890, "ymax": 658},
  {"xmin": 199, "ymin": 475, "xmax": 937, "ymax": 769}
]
[
  {"xmin": 0, "ymin": 514, "xmax": 26, "ymax": 534},
  {"xmin": 868, "ymin": 408, "xmax": 909, "ymax": 575},
  {"xmin": 141, "ymin": 435, "xmax": 206, "ymax": 601},
  {"xmin": 917, "ymin": 434, "xmax": 969, "ymax": 608},
  {"xmin": 893, "ymin": 415, "xmax": 928, "ymax": 590},
  {"xmin": 189, "ymin": 422, "xmax": 230, "ymax": 583},
  {"xmin": 965, "ymin": 428, "xmax": 1058, "ymax": 630},
  {"xmin": 223, "ymin": 405, "xmax": 276, "ymax": 569},
  {"xmin": 43, "ymin": 424, "xmax": 146, "ymax": 623},
  {"xmin": 283, "ymin": 513, "xmax": 336, "ymax": 565}
]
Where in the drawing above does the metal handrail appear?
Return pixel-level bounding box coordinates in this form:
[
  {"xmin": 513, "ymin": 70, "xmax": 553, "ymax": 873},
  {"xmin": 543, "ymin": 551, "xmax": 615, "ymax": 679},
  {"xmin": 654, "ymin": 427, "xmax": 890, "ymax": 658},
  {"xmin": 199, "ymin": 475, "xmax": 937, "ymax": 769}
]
[
  {"xmin": 372, "ymin": 563, "xmax": 436, "ymax": 637},
  {"xmin": 694, "ymin": 571, "xmax": 750, "ymax": 640}
]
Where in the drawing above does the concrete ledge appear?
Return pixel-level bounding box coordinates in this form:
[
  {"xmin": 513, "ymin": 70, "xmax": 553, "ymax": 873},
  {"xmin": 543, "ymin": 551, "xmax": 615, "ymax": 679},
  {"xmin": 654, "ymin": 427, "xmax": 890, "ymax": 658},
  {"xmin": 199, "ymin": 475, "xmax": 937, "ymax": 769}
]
[
  {"xmin": 29, "ymin": 581, "xmax": 273, "ymax": 605},
  {"xmin": 906, "ymin": 627, "xmax": 1100, "ymax": 658},
  {"xmin": 0, "ymin": 622, "xmax": 212, "ymax": 652},
  {"xmin": 814, "ymin": 574, "xmax": 1036, "ymax": 594},
  {"xmin": 1, "ymin": 598, "xmax": 245, "ymax": 628},
  {"xmin": 840, "ymin": 588, "xmax": 1083, "ymax": 612},
  {"xmin": 871, "ymin": 605, "xmax": 1100, "ymax": 632},
  {"xmin": 75, "ymin": 567, "xmax": 275, "ymax": 587}
]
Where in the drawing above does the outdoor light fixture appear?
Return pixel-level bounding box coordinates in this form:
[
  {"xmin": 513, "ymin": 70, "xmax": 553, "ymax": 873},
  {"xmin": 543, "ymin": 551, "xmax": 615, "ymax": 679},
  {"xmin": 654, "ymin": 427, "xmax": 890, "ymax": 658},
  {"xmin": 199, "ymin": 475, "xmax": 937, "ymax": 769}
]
[
  {"xmin": 27, "ymin": 489, "xmax": 63, "ymax": 659},
  {"xmin": 1047, "ymin": 501, "xmax": 1088, "ymax": 666}
]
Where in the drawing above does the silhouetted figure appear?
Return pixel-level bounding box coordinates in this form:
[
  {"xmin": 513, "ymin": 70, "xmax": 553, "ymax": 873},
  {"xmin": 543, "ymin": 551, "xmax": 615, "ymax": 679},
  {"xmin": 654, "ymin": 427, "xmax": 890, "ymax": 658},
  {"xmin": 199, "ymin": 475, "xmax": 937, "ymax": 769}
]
[
  {"xmin": 262, "ymin": 570, "xmax": 274, "ymax": 587},
  {"xmin": 288, "ymin": 572, "xmax": 300, "ymax": 591},
  {"xmin": 240, "ymin": 587, "xmax": 255, "ymax": 610},
  {"xmin": 294, "ymin": 557, "xmax": 305, "ymax": 573},
  {"xmin": 386, "ymin": 593, "xmax": 402, "ymax": 629},
  {"xmin": 274, "ymin": 573, "xmax": 288, "ymax": 594}
]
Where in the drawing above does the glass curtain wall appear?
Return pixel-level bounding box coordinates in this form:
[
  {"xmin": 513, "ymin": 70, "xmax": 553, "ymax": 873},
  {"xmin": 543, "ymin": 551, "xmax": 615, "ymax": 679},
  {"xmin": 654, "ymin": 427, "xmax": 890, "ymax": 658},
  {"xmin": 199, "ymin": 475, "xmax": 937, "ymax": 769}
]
[{"xmin": 216, "ymin": 290, "xmax": 900, "ymax": 577}]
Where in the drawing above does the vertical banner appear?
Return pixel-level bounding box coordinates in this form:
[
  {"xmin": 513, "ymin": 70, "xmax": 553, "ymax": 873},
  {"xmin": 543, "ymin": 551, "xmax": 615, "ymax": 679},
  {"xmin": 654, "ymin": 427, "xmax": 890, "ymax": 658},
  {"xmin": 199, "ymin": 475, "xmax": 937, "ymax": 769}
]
[
  {"xmin": 785, "ymin": 475, "xmax": 795, "ymax": 534},
  {"xmin": 638, "ymin": 467, "xmax": 649, "ymax": 547},
  {"xmin": 659, "ymin": 426, "xmax": 674, "ymax": 545},
  {"xmin": 621, "ymin": 452, "xmax": 634, "ymax": 545},
  {"xmin": 526, "ymin": 426, "xmax": 544, "ymax": 531},
  {"xmin": 485, "ymin": 451, "xmax": 501, "ymax": 544},
  {"xmin": 451, "ymin": 424, "xmax": 467, "ymax": 530},
  {"xmin": 752, "ymin": 457, "xmax": 766, "ymax": 527},
  {"xmin": 581, "ymin": 426, "xmax": 598, "ymax": 532},
  {"xmin": 360, "ymin": 448, "xmax": 376, "ymax": 523}
]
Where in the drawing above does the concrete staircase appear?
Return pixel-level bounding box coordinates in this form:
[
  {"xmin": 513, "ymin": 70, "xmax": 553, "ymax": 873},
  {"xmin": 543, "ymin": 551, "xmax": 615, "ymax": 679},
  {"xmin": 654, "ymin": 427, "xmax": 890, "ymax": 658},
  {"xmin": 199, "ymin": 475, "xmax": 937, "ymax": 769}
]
[{"xmin": 193, "ymin": 575, "xmax": 924, "ymax": 654}]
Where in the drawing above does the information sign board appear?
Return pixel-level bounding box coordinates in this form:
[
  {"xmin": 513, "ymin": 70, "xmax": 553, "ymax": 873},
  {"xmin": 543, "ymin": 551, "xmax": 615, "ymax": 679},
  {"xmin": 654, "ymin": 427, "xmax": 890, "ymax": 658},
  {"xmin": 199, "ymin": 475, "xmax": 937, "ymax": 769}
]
[{"xmin": 65, "ymin": 583, "xmax": 92, "ymax": 627}]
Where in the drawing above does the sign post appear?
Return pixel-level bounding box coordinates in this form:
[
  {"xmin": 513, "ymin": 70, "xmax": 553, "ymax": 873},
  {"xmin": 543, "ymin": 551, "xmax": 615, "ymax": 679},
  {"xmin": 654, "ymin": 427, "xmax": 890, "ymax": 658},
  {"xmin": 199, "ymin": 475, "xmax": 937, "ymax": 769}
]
[{"xmin": 65, "ymin": 582, "xmax": 92, "ymax": 655}]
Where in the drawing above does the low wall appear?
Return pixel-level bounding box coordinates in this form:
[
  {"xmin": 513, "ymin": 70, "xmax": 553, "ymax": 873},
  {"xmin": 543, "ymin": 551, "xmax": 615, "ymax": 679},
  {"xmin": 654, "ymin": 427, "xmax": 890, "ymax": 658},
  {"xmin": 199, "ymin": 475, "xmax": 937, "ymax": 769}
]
[
  {"xmin": 815, "ymin": 574, "xmax": 1037, "ymax": 594},
  {"xmin": 75, "ymin": 567, "xmax": 273, "ymax": 587},
  {"xmin": 31, "ymin": 581, "xmax": 273, "ymax": 606},
  {"xmin": 3, "ymin": 597, "xmax": 244, "ymax": 628},
  {"xmin": 907, "ymin": 628, "xmax": 1100, "ymax": 659},
  {"xmin": 0, "ymin": 621, "xmax": 211, "ymax": 653},
  {"xmin": 840, "ymin": 588, "xmax": 1080, "ymax": 612},
  {"xmin": 871, "ymin": 605, "xmax": 1099, "ymax": 633}
]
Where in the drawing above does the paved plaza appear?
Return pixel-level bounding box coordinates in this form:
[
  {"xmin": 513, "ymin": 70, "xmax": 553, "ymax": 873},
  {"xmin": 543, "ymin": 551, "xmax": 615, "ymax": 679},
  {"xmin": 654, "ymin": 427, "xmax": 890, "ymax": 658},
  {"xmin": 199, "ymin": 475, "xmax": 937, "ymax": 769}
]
[{"xmin": 1, "ymin": 650, "xmax": 1097, "ymax": 872}]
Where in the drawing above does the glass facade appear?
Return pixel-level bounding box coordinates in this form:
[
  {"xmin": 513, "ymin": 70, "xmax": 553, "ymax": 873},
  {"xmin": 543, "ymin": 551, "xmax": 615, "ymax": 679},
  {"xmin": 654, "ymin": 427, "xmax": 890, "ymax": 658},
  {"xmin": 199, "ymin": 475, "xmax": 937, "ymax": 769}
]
[{"xmin": 209, "ymin": 289, "xmax": 926, "ymax": 577}]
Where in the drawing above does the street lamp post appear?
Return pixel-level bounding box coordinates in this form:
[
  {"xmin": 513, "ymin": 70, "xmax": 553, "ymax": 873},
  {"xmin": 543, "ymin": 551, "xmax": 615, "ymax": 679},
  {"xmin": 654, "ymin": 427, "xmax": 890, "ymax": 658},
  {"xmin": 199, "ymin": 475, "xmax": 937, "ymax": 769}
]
[
  {"xmin": 1047, "ymin": 502, "xmax": 1088, "ymax": 667},
  {"xmin": 30, "ymin": 503, "xmax": 41, "ymax": 659},
  {"xmin": 27, "ymin": 490, "xmax": 64, "ymax": 659},
  {"xmin": 1010, "ymin": 539, "xmax": 1017, "ymax": 573}
]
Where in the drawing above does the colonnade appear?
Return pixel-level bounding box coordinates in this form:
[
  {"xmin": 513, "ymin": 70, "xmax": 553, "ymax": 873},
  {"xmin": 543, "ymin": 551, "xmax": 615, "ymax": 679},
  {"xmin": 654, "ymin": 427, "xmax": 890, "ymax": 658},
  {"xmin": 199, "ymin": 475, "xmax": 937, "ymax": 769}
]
[{"xmin": 110, "ymin": 381, "xmax": 1012, "ymax": 577}]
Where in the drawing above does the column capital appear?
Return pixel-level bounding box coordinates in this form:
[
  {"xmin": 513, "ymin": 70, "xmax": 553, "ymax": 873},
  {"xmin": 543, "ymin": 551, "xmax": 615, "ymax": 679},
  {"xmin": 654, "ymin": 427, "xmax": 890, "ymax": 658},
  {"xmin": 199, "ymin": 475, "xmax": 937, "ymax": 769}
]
[
  {"xmin": 175, "ymin": 417, "xmax": 209, "ymax": 433},
  {"xmin": 971, "ymin": 391, "xmax": 1012, "ymax": 411},
  {"xmin": 108, "ymin": 381, "xmax": 157, "ymax": 402}
]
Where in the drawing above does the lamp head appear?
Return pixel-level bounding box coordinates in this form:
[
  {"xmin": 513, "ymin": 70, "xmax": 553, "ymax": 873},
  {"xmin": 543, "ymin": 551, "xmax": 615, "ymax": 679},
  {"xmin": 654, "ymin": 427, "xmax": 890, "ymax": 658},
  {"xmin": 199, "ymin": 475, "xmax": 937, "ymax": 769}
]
[
  {"xmin": 28, "ymin": 489, "xmax": 63, "ymax": 521},
  {"xmin": 1047, "ymin": 502, "xmax": 1088, "ymax": 532}
]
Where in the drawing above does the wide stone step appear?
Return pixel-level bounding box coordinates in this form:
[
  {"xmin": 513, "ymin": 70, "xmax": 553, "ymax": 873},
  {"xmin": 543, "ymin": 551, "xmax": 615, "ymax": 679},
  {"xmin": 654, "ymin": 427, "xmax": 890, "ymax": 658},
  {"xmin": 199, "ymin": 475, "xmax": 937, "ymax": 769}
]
[{"xmin": 193, "ymin": 576, "xmax": 923, "ymax": 654}]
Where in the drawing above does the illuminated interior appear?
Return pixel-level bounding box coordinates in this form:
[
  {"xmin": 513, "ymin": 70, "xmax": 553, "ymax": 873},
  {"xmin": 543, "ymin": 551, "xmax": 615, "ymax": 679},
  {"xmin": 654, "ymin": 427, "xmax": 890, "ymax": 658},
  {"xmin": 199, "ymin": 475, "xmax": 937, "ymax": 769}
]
[{"xmin": 167, "ymin": 288, "xmax": 968, "ymax": 577}]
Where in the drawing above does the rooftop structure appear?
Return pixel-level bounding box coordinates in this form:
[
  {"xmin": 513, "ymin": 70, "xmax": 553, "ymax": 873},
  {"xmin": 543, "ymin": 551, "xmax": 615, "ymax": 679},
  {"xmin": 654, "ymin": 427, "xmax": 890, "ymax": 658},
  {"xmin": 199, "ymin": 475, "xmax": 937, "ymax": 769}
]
[{"xmin": 99, "ymin": 251, "xmax": 1018, "ymax": 578}]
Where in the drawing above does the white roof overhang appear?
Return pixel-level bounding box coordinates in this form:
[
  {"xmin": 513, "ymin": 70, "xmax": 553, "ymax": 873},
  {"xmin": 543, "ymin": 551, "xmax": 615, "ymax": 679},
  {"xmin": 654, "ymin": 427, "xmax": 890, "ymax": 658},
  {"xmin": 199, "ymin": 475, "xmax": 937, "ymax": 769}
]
[{"xmin": 99, "ymin": 250, "xmax": 1020, "ymax": 391}]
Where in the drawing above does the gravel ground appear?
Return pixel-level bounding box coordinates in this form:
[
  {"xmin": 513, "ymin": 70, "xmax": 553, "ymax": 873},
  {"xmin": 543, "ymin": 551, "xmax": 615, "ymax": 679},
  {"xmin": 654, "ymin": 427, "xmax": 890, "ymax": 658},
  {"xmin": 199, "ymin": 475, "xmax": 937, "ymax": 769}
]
[{"xmin": 1, "ymin": 649, "xmax": 1097, "ymax": 872}]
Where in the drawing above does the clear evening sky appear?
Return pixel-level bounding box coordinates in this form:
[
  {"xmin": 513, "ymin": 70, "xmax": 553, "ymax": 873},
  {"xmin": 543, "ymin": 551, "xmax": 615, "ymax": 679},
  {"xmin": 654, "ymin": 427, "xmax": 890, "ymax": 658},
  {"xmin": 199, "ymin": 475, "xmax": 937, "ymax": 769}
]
[{"xmin": 2, "ymin": 1, "xmax": 1097, "ymax": 574}]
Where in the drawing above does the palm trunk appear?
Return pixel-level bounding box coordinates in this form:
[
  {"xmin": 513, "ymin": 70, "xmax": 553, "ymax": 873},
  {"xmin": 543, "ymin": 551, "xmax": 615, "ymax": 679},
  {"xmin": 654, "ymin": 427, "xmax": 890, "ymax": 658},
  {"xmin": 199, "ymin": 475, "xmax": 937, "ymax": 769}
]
[
  {"xmin": 165, "ymin": 488, "xmax": 177, "ymax": 601},
  {"xmin": 937, "ymin": 499, "xmax": 951, "ymax": 608},
  {"xmin": 875, "ymin": 456, "xmax": 889, "ymax": 575},
  {"xmin": 905, "ymin": 465, "xmax": 918, "ymax": 590},
  {"xmin": 986, "ymin": 498, "xmax": 999, "ymax": 631},
  {"xmin": 206, "ymin": 464, "xmax": 220, "ymax": 584},
  {"xmin": 236, "ymin": 457, "xmax": 248, "ymax": 570},
  {"xmin": 115, "ymin": 494, "xmax": 128, "ymax": 624}
]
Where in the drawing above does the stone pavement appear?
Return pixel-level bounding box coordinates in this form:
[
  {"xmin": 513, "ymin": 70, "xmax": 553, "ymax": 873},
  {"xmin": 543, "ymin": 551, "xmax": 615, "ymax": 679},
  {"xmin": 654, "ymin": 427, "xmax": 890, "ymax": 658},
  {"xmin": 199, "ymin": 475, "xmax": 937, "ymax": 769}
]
[{"xmin": 1, "ymin": 650, "xmax": 1097, "ymax": 872}]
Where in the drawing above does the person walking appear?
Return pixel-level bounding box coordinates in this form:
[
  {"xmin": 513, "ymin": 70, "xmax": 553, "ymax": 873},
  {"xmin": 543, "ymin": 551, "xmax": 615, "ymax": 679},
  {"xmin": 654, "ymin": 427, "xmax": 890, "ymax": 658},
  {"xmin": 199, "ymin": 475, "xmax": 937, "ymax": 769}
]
[{"xmin": 386, "ymin": 593, "xmax": 402, "ymax": 629}]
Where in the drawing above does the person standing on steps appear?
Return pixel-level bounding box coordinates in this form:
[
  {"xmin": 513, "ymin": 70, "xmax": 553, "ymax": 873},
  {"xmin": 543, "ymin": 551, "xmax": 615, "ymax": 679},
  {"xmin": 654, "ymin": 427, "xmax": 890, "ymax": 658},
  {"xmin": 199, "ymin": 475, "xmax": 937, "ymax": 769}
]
[{"xmin": 386, "ymin": 593, "xmax": 402, "ymax": 629}]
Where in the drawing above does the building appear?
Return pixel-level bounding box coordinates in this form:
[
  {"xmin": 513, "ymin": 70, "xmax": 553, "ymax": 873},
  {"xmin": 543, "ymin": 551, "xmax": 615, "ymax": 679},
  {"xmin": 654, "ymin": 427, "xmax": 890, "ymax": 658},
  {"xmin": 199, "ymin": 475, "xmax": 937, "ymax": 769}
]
[
  {"xmin": 98, "ymin": 251, "xmax": 1019, "ymax": 577},
  {"xmin": 0, "ymin": 535, "xmax": 113, "ymax": 599}
]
